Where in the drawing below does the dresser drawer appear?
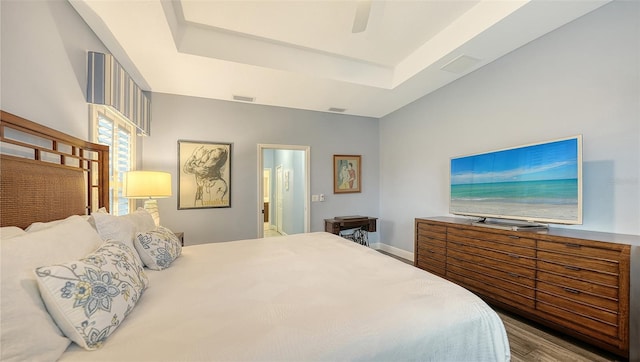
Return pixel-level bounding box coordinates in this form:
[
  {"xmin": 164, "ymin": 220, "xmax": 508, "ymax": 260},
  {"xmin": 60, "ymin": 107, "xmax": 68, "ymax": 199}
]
[
  {"xmin": 537, "ymin": 289, "xmax": 618, "ymax": 326},
  {"xmin": 537, "ymin": 240, "xmax": 623, "ymax": 261},
  {"xmin": 447, "ymin": 241, "xmax": 536, "ymax": 269},
  {"xmin": 448, "ymin": 232, "xmax": 535, "ymax": 258},
  {"xmin": 447, "ymin": 265, "xmax": 535, "ymax": 309},
  {"xmin": 416, "ymin": 259, "xmax": 446, "ymax": 277},
  {"xmin": 536, "ymin": 259, "xmax": 619, "ymax": 287},
  {"xmin": 417, "ymin": 236, "xmax": 446, "ymax": 248},
  {"xmin": 449, "ymin": 227, "xmax": 537, "ymax": 249},
  {"xmin": 537, "ymin": 279, "xmax": 619, "ymax": 312},
  {"xmin": 537, "ymin": 240, "xmax": 623, "ymax": 277},
  {"xmin": 416, "ymin": 222, "xmax": 446, "ymax": 239},
  {"xmin": 537, "ymin": 271, "xmax": 619, "ymax": 300},
  {"xmin": 536, "ymin": 293, "xmax": 620, "ymax": 338},
  {"xmin": 537, "ymin": 251, "xmax": 620, "ymax": 280},
  {"xmin": 448, "ymin": 249, "xmax": 535, "ymax": 283},
  {"xmin": 447, "ymin": 253, "xmax": 535, "ymax": 291},
  {"xmin": 417, "ymin": 242, "xmax": 446, "ymax": 259}
]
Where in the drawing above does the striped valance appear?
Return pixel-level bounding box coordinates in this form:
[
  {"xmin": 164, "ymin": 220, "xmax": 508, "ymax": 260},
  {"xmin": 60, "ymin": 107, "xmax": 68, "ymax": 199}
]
[{"xmin": 87, "ymin": 51, "xmax": 151, "ymax": 135}]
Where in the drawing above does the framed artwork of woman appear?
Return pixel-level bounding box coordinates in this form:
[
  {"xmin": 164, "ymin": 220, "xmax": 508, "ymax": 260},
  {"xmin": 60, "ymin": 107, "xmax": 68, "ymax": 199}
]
[{"xmin": 333, "ymin": 155, "xmax": 361, "ymax": 194}]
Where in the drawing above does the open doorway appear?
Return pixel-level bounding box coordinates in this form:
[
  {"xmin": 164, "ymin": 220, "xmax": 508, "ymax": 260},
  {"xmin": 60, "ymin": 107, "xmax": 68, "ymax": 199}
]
[{"xmin": 257, "ymin": 144, "xmax": 310, "ymax": 238}]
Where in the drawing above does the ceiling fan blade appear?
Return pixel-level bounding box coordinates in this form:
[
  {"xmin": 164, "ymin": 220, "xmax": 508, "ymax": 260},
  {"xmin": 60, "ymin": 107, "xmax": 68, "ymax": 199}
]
[{"xmin": 352, "ymin": 0, "xmax": 372, "ymax": 33}]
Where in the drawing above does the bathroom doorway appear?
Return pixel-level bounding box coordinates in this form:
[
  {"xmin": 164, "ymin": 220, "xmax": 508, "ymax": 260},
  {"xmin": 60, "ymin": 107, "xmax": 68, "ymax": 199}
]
[{"xmin": 257, "ymin": 144, "xmax": 310, "ymax": 238}]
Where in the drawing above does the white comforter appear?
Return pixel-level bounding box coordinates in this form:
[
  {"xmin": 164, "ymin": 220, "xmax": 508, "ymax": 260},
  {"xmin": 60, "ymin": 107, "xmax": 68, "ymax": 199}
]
[{"xmin": 60, "ymin": 232, "xmax": 510, "ymax": 361}]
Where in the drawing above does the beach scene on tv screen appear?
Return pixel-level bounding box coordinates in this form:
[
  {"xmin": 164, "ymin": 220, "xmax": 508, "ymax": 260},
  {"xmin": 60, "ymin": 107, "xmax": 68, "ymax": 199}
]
[{"xmin": 450, "ymin": 138, "xmax": 579, "ymax": 222}]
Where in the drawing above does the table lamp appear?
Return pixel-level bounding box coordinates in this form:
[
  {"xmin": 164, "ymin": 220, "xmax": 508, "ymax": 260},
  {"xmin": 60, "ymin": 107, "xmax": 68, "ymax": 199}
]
[{"xmin": 123, "ymin": 171, "xmax": 172, "ymax": 226}]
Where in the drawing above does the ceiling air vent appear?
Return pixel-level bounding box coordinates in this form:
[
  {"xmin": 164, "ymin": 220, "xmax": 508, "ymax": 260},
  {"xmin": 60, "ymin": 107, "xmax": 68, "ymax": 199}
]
[
  {"xmin": 233, "ymin": 95, "xmax": 255, "ymax": 102},
  {"xmin": 440, "ymin": 55, "xmax": 481, "ymax": 74},
  {"xmin": 328, "ymin": 107, "xmax": 346, "ymax": 113}
]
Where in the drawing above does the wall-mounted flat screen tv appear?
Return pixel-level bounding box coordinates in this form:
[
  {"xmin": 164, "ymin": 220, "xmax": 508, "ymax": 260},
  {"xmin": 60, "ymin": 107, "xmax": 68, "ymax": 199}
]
[{"xmin": 449, "ymin": 135, "xmax": 582, "ymax": 226}]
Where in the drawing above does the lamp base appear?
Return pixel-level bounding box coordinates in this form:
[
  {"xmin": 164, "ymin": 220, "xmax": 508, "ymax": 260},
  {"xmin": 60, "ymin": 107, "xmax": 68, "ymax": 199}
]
[{"xmin": 143, "ymin": 199, "xmax": 160, "ymax": 226}]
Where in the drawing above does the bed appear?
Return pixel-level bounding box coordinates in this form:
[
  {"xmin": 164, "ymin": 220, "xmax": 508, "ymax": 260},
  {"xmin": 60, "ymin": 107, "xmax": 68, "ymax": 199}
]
[{"xmin": 0, "ymin": 110, "xmax": 510, "ymax": 361}]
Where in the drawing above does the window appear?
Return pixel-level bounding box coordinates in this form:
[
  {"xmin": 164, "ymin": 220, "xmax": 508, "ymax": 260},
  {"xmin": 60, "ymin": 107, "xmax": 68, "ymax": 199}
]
[{"xmin": 91, "ymin": 105, "xmax": 136, "ymax": 215}]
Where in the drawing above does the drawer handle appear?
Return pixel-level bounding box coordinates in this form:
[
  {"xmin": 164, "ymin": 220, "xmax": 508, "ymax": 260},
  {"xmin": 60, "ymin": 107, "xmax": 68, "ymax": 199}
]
[
  {"xmin": 507, "ymin": 272, "xmax": 520, "ymax": 278},
  {"xmin": 427, "ymin": 249, "xmax": 436, "ymax": 254},
  {"xmin": 563, "ymin": 287, "xmax": 581, "ymax": 294},
  {"xmin": 564, "ymin": 243, "xmax": 581, "ymax": 249},
  {"xmin": 563, "ymin": 265, "xmax": 581, "ymax": 271},
  {"xmin": 451, "ymin": 241, "xmax": 463, "ymax": 246},
  {"xmin": 508, "ymin": 235, "xmax": 520, "ymax": 239},
  {"xmin": 508, "ymin": 253, "xmax": 520, "ymax": 259}
]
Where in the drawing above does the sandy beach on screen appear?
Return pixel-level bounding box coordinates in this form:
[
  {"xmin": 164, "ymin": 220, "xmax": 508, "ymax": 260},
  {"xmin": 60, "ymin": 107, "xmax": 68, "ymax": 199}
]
[{"xmin": 450, "ymin": 199, "xmax": 578, "ymax": 221}]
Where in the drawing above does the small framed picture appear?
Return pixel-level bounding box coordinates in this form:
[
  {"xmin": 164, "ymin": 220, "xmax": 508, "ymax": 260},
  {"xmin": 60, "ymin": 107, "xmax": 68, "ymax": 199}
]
[
  {"xmin": 333, "ymin": 155, "xmax": 361, "ymax": 193},
  {"xmin": 178, "ymin": 140, "xmax": 231, "ymax": 209}
]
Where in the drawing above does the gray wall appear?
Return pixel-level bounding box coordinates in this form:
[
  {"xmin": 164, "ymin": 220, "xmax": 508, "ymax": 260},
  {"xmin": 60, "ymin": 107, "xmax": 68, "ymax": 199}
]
[
  {"xmin": 380, "ymin": 0, "xmax": 640, "ymax": 252},
  {"xmin": 0, "ymin": 0, "xmax": 108, "ymax": 138},
  {"xmin": 143, "ymin": 93, "xmax": 380, "ymax": 245},
  {"xmin": 0, "ymin": 1, "xmax": 380, "ymax": 246},
  {"xmin": 2, "ymin": 0, "xmax": 637, "ymax": 252}
]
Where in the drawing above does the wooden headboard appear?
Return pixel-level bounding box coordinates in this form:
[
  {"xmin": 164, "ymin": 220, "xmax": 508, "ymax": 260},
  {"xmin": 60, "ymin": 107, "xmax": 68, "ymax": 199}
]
[{"xmin": 0, "ymin": 110, "xmax": 109, "ymax": 229}]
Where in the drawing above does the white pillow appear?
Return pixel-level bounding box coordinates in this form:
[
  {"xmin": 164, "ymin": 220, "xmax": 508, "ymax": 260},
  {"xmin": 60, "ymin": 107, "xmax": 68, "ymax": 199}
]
[
  {"xmin": 0, "ymin": 215, "xmax": 103, "ymax": 362},
  {"xmin": 124, "ymin": 208, "xmax": 157, "ymax": 233},
  {"xmin": 35, "ymin": 241, "xmax": 148, "ymax": 350},
  {"xmin": 25, "ymin": 214, "xmax": 91, "ymax": 233},
  {"xmin": 90, "ymin": 212, "xmax": 141, "ymax": 267},
  {"xmin": 134, "ymin": 226, "xmax": 182, "ymax": 270},
  {"xmin": 0, "ymin": 226, "xmax": 26, "ymax": 240}
]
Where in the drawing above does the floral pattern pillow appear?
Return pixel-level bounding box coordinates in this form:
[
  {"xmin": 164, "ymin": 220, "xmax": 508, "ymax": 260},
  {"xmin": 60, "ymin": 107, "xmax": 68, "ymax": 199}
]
[
  {"xmin": 34, "ymin": 241, "xmax": 148, "ymax": 350},
  {"xmin": 134, "ymin": 226, "xmax": 182, "ymax": 270}
]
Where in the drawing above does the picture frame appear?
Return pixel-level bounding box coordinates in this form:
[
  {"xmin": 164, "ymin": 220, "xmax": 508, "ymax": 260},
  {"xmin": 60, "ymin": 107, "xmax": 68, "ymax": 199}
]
[
  {"xmin": 333, "ymin": 155, "xmax": 361, "ymax": 193},
  {"xmin": 178, "ymin": 140, "xmax": 232, "ymax": 209}
]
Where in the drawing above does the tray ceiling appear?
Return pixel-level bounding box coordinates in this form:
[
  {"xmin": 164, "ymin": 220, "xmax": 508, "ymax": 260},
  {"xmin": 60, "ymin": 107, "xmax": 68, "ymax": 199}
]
[{"xmin": 70, "ymin": 0, "xmax": 609, "ymax": 118}]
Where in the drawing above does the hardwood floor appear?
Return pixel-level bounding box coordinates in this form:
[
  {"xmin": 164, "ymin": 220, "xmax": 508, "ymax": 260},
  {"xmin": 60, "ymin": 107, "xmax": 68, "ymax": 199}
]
[
  {"xmin": 376, "ymin": 250, "xmax": 624, "ymax": 362},
  {"xmin": 497, "ymin": 308, "xmax": 621, "ymax": 362}
]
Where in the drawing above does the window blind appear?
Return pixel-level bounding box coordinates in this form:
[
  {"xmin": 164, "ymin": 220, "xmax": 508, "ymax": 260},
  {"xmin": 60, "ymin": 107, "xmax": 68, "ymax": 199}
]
[
  {"xmin": 97, "ymin": 115, "xmax": 132, "ymax": 215},
  {"xmin": 87, "ymin": 51, "xmax": 151, "ymax": 135}
]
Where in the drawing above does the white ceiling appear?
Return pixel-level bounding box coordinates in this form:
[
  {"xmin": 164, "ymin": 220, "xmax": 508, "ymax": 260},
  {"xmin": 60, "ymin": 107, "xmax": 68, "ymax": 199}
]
[{"xmin": 70, "ymin": 0, "xmax": 609, "ymax": 118}]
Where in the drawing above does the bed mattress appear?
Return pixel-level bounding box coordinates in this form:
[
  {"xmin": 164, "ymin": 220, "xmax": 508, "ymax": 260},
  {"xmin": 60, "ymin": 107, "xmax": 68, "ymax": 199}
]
[{"xmin": 60, "ymin": 232, "xmax": 510, "ymax": 361}]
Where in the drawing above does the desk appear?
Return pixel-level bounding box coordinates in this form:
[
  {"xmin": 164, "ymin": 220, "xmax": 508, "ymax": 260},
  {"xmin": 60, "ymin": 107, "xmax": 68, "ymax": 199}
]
[
  {"xmin": 324, "ymin": 216, "xmax": 377, "ymax": 235},
  {"xmin": 325, "ymin": 216, "xmax": 377, "ymax": 246}
]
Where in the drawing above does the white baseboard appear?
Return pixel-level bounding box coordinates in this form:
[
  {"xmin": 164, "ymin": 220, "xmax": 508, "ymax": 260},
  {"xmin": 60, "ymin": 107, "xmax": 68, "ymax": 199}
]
[{"xmin": 370, "ymin": 242, "xmax": 414, "ymax": 262}]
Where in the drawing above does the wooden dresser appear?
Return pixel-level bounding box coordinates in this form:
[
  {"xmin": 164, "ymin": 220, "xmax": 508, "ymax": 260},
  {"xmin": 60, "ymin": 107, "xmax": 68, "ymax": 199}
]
[{"xmin": 415, "ymin": 216, "xmax": 638, "ymax": 358}]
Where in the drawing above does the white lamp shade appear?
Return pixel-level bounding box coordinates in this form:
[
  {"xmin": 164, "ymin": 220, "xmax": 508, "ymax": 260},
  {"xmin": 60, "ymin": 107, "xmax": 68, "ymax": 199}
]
[{"xmin": 123, "ymin": 171, "xmax": 172, "ymax": 199}]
